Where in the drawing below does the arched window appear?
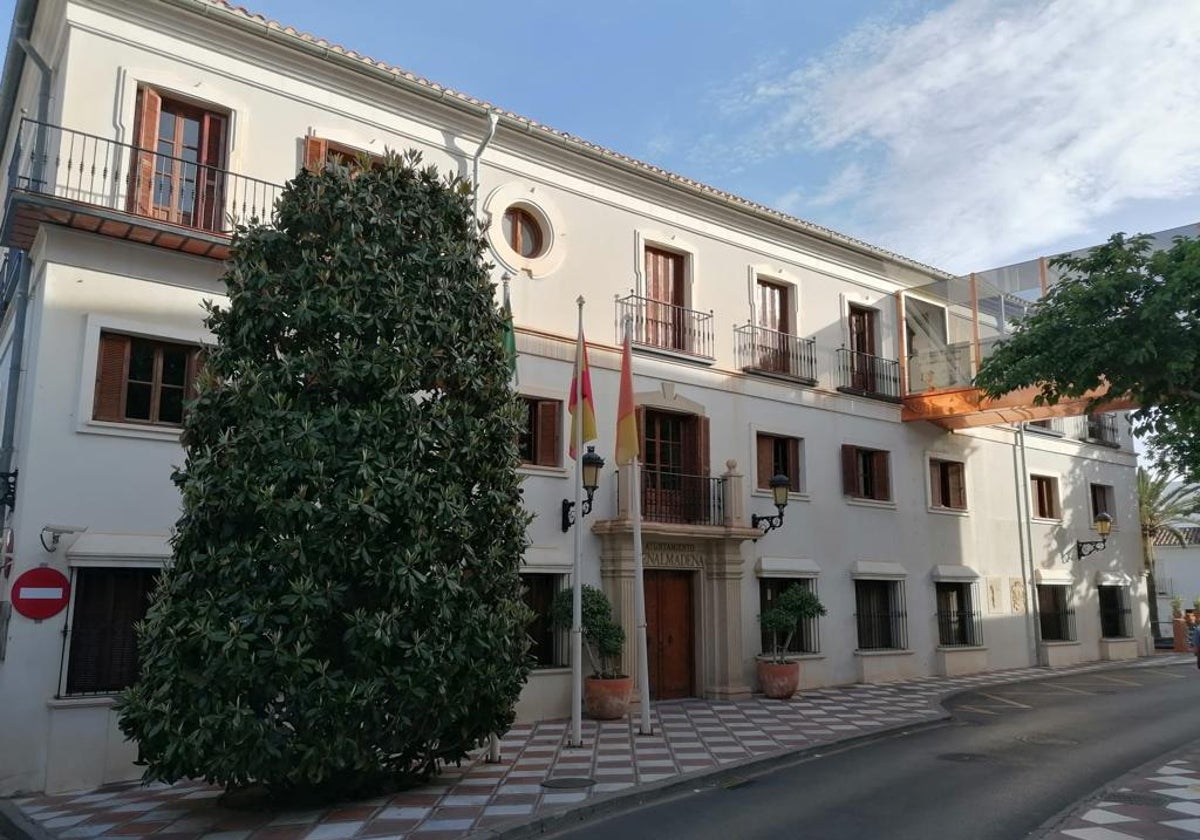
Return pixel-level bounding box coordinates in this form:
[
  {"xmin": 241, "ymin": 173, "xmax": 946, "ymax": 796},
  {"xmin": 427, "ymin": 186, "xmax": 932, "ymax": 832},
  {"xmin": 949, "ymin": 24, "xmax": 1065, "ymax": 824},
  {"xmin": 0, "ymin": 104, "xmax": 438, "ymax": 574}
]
[{"xmin": 502, "ymin": 206, "xmax": 544, "ymax": 258}]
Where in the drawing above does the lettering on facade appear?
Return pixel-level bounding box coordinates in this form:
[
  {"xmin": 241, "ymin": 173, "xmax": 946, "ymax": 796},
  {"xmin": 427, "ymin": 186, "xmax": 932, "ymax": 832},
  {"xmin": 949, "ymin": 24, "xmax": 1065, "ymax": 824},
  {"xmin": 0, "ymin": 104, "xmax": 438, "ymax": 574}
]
[
  {"xmin": 986, "ymin": 576, "xmax": 1005, "ymax": 614},
  {"xmin": 644, "ymin": 542, "xmax": 703, "ymax": 569},
  {"xmin": 1010, "ymin": 578, "xmax": 1027, "ymax": 614}
]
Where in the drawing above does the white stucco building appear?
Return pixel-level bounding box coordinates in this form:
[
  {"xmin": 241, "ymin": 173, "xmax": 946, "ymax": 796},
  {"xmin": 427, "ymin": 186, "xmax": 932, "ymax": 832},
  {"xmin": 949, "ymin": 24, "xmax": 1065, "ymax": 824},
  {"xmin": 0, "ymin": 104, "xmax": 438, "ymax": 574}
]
[{"xmin": 0, "ymin": 0, "xmax": 1154, "ymax": 795}]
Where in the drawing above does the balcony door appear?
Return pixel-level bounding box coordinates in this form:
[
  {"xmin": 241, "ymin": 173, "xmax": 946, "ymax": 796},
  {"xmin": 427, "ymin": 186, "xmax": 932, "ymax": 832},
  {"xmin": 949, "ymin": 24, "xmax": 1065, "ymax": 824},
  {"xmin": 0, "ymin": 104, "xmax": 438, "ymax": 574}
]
[
  {"xmin": 755, "ymin": 278, "xmax": 790, "ymax": 373},
  {"xmin": 131, "ymin": 87, "xmax": 227, "ymax": 232},
  {"xmin": 848, "ymin": 304, "xmax": 878, "ymax": 391},
  {"xmin": 641, "ymin": 409, "xmax": 710, "ymax": 523},
  {"xmin": 645, "ymin": 247, "xmax": 686, "ymax": 351}
]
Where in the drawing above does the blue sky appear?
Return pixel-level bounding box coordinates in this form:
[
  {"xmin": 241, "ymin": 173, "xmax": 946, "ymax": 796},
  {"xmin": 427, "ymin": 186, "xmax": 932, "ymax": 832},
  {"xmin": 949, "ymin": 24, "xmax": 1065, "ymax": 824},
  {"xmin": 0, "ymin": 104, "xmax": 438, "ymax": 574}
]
[{"xmin": 4, "ymin": 0, "xmax": 1199, "ymax": 273}]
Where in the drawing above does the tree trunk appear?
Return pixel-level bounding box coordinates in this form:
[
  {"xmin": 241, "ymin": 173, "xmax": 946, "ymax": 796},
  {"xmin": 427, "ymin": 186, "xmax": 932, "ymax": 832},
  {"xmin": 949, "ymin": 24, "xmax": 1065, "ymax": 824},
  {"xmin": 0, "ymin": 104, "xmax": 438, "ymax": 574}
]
[{"xmin": 1143, "ymin": 532, "xmax": 1160, "ymax": 638}]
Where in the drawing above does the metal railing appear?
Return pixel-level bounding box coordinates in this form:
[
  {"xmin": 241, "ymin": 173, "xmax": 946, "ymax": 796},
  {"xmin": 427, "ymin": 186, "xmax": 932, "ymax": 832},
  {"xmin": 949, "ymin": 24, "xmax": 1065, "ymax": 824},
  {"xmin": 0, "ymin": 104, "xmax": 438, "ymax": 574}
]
[
  {"xmin": 836, "ymin": 348, "xmax": 901, "ymax": 399},
  {"xmin": 1099, "ymin": 603, "xmax": 1132, "ymax": 639},
  {"xmin": 1038, "ymin": 606, "xmax": 1076, "ymax": 642},
  {"xmin": 620, "ymin": 468, "xmax": 725, "ymax": 526},
  {"xmin": 760, "ymin": 617, "xmax": 820, "ymax": 656},
  {"xmin": 1085, "ymin": 413, "xmax": 1120, "ymax": 446},
  {"xmin": 856, "ymin": 609, "xmax": 909, "ymax": 651},
  {"xmin": 936, "ymin": 609, "xmax": 983, "ymax": 647},
  {"xmin": 9, "ymin": 118, "xmax": 281, "ymax": 235},
  {"xmin": 616, "ymin": 292, "xmax": 714, "ymax": 359},
  {"xmin": 734, "ymin": 324, "xmax": 817, "ymax": 382}
]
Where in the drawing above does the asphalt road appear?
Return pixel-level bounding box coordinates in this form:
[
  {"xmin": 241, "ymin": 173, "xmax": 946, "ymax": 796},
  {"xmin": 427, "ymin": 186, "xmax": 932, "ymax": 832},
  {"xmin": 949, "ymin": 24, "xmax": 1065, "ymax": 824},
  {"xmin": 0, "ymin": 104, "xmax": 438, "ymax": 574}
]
[{"xmin": 550, "ymin": 662, "xmax": 1200, "ymax": 840}]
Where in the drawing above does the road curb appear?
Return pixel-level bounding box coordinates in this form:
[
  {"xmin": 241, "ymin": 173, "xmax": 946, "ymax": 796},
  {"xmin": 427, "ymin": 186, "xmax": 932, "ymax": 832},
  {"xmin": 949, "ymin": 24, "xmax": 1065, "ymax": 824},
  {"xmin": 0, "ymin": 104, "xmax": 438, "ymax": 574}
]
[{"xmin": 0, "ymin": 797, "xmax": 57, "ymax": 840}]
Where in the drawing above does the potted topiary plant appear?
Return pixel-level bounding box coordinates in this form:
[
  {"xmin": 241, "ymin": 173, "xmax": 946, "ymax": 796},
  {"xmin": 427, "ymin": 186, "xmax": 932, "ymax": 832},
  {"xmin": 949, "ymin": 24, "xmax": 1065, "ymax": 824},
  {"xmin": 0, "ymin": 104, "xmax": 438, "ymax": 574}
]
[
  {"xmin": 757, "ymin": 583, "xmax": 826, "ymax": 700},
  {"xmin": 550, "ymin": 584, "xmax": 631, "ymax": 719}
]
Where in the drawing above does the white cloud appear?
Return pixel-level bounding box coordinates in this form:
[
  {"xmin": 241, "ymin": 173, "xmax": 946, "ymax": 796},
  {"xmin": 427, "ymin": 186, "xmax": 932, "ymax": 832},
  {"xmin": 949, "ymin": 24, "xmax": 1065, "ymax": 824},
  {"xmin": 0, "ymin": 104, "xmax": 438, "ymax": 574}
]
[{"xmin": 728, "ymin": 0, "xmax": 1200, "ymax": 272}]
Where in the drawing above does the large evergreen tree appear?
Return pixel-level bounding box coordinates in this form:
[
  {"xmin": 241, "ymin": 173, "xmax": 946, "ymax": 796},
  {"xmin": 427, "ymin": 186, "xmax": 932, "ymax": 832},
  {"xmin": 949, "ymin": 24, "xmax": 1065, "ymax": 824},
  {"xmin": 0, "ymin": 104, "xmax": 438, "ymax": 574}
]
[{"xmin": 118, "ymin": 150, "xmax": 531, "ymax": 797}]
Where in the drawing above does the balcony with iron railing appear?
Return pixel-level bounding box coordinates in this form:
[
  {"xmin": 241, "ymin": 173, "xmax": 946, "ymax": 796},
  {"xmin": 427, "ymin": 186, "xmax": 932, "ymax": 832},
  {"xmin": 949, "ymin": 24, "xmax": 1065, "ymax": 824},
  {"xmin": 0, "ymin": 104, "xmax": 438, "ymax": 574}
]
[
  {"xmin": 617, "ymin": 468, "xmax": 726, "ymax": 527},
  {"xmin": 733, "ymin": 324, "xmax": 818, "ymax": 385},
  {"xmin": 615, "ymin": 292, "xmax": 714, "ymax": 361},
  {"xmin": 835, "ymin": 348, "xmax": 901, "ymax": 401},
  {"xmin": 3, "ymin": 119, "xmax": 282, "ymax": 259},
  {"xmin": 1084, "ymin": 413, "xmax": 1120, "ymax": 447}
]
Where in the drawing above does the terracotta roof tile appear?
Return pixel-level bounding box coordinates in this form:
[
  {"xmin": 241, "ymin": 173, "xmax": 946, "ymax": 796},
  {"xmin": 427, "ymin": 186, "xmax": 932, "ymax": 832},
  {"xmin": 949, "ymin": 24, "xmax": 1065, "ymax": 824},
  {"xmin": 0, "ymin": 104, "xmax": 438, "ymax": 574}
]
[
  {"xmin": 182, "ymin": 0, "xmax": 952, "ymax": 280},
  {"xmin": 1155, "ymin": 526, "xmax": 1200, "ymax": 547}
]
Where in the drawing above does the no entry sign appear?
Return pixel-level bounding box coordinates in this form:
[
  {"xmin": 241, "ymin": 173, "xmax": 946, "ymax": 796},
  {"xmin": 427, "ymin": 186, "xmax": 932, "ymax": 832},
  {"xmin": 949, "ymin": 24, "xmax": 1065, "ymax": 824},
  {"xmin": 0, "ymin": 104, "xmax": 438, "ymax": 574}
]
[{"xmin": 10, "ymin": 567, "xmax": 70, "ymax": 620}]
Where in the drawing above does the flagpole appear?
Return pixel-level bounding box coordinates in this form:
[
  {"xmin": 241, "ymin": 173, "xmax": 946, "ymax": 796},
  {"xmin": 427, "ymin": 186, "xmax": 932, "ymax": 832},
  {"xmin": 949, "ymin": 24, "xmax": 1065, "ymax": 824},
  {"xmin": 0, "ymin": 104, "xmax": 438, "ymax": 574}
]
[
  {"xmin": 625, "ymin": 316, "xmax": 653, "ymax": 736},
  {"xmin": 570, "ymin": 296, "xmax": 585, "ymax": 748}
]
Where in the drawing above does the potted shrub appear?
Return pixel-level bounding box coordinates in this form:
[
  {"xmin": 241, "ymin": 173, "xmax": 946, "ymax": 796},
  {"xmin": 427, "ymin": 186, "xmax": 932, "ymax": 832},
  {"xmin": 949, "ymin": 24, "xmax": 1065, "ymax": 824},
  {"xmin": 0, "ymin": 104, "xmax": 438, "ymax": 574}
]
[
  {"xmin": 757, "ymin": 583, "xmax": 826, "ymax": 700},
  {"xmin": 551, "ymin": 585, "xmax": 632, "ymax": 719}
]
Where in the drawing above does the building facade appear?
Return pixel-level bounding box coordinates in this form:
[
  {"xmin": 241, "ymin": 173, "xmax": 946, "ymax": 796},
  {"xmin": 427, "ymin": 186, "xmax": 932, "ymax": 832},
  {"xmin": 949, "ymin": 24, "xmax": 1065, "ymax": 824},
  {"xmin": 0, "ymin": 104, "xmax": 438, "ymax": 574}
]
[{"xmin": 0, "ymin": 0, "xmax": 1148, "ymax": 795}]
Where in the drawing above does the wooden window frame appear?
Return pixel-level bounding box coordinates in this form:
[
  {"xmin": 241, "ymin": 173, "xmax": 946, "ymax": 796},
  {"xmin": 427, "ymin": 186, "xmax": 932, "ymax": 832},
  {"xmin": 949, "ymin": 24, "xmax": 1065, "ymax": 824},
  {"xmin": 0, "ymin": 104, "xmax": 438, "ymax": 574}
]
[
  {"xmin": 929, "ymin": 458, "xmax": 967, "ymax": 510},
  {"xmin": 841, "ymin": 444, "xmax": 891, "ymax": 502},
  {"xmin": 520, "ymin": 572, "xmax": 565, "ymax": 669},
  {"xmin": 1090, "ymin": 482, "xmax": 1116, "ymax": 526},
  {"xmin": 302, "ymin": 135, "xmax": 386, "ymax": 173},
  {"xmin": 64, "ymin": 567, "xmax": 158, "ymax": 695},
  {"xmin": 1031, "ymin": 475, "xmax": 1059, "ymax": 519},
  {"xmin": 756, "ymin": 433, "xmax": 802, "ymax": 493},
  {"xmin": 518, "ymin": 397, "xmax": 561, "ymax": 468},
  {"xmin": 503, "ymin": 206, "xmax": 545, "ymax": 259},
  {"xmin": 93, "ymin": 331, "xmax": 202, "ymax": 428}
]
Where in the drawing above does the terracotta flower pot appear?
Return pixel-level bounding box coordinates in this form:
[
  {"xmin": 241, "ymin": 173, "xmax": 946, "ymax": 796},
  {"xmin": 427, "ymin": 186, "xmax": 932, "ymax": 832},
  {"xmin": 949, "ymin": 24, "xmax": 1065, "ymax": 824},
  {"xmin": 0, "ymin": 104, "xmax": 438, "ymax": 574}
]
[
  {"xmin": 585, "ymin": 676, "xmax": 633, "ymax": 720},
  {"xmin": 757, "ymin": 659, "xmax": 800, "ymax": 700}
]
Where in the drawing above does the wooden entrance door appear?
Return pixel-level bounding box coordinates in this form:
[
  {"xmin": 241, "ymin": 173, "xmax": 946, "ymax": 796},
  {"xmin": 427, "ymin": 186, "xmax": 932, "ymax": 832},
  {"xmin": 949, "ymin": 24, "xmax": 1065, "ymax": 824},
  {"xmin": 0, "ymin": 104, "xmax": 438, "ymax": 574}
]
[{"xmin": 644, "ymin": 569, "xmax": 695, "ymax": 700}]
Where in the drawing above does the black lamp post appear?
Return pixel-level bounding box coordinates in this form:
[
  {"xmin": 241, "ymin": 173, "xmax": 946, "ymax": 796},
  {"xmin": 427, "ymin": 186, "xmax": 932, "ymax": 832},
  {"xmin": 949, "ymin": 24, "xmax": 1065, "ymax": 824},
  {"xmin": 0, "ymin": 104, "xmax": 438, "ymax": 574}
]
[
  {"xmin": 752, "ymin": 473, "xmax": 790, "ymax": 537},
  {"xmin": 562, "ymin": 446, "xmax": 605, "ymax": 532},
  {"xmin": 1075, "ymin": 512, "xmax": 1113, "ymax": 561}
]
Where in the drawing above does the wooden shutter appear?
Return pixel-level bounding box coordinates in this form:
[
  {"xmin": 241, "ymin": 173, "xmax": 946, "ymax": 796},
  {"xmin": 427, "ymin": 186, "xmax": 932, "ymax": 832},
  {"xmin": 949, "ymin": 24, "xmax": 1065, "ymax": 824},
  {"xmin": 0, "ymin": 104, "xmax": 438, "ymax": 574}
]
[
  {"xmin": 130, "ymin": 87, "xmax": 162, "ymax": 216},
  {"xmin": 94, "ymin": 333, "xmax": 130, "ymax": 422},
  {"xmin": 635, "ymin": 406, "xmax": 647, "ymax": 462},
  {"xmin": 756, "ymin": 434, "xmax": 772, "ymax": 490},
  {"xmin": 695, "ymin": 415, "xmax": 710, "ymax": 477},
  {"xmin": 929, "ymin": 461, "xmax": 942, "ymax": 506},
  {"xmin": 536, "ymin": 400, "xmax": 560, "ymax": 467},
  {"xmin": 949, "ymin": 463, "xmax": 966, "ymax": 509},
  {"xmin": 197, "ymin": 112, "xmax": 227, "ymax": 231},
  {"xmin": 841, "ymin": 445, "xmax": 858, "ymax": 496},
  {"xmin": 874, "ymin": 451, "xmax": 891, "ymax": 501},
  {"xmin": 786, "ymin": 438, "xmax": 801, "ymax": 492},
  {"xmin": 304, "ymin": 135, "xmax": 329, "ymax": 172}
]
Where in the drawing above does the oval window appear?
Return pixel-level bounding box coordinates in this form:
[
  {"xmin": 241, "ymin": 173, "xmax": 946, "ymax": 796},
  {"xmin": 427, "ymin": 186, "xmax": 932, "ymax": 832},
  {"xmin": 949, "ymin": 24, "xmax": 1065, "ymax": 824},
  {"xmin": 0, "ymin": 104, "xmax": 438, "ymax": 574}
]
[{"xmin": 502, "ymin": 206, "xmax": 544, "ymax": 259}]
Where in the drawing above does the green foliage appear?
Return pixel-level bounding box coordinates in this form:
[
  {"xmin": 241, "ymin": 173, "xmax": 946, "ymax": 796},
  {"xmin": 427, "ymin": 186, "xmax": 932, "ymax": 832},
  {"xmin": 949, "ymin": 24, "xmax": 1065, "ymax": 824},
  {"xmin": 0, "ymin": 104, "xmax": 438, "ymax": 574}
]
[
  {"xmin": 758, "ymin": 584, "xmax": 826, "ymax": 664},
  {"xmin": 550, "ymin": 585, "xmax": 625, "ymax": 678},
  {"xmin": 117, "ymin": 150, "xmax": 532, "ymax": 799},
  {"xmin": 1172, "ymin": 596, "xmax": 1184, "ymax": 617},
  {"xmin": 975, "ymin": 233, "xmax": 1200, "ymax": 481}
]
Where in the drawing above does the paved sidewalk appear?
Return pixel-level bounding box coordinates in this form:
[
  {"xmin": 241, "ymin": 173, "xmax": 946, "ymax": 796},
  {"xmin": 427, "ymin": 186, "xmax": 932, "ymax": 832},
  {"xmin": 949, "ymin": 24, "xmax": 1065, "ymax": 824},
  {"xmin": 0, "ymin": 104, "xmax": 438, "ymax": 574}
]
[
  {"xmin": 1037, "ymin": 739, "xmax": 1200, "ymax": 840},
  {"xmin": 6, "ymin": 656, "xmax": 1190, "ymax": 840}
]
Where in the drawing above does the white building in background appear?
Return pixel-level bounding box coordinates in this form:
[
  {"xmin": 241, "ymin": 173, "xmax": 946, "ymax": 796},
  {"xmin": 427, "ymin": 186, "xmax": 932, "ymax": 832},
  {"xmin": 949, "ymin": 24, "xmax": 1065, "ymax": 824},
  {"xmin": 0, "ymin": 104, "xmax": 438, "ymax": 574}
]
[
  {"xmin": 1153, "ymin": 526, "xmax": 1200, "ymax": 627},
  {"xmin": 0, "ymin": 0, "xmax": 1153, "ymax": 795}
]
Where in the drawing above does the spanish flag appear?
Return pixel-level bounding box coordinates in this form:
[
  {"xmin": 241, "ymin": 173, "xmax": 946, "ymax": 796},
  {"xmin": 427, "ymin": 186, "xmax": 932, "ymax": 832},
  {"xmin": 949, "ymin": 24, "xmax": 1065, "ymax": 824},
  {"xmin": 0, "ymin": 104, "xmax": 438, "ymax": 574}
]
[
  {"xmin": 614, "ymin": 328, "xmax": 639, "ymax": 465},
  {"xmin": 567, "ymin": 331, "xmax": 597, "ymax": 460}
]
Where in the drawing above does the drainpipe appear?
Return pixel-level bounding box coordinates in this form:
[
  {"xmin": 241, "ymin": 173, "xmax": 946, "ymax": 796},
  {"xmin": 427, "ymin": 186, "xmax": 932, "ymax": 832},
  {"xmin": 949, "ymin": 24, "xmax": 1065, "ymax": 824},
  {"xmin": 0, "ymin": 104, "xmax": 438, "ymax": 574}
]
[
  {"xmin": 0, "ymin": 37, "xmax": 51, "ymax": 482},
  {"xmin": 470, "ymin": 110, "xmax": 500, "ymax": 223},
  {"xmin": 1014, "ymin": 423, "xmax": 1041, "ymax": 665}
]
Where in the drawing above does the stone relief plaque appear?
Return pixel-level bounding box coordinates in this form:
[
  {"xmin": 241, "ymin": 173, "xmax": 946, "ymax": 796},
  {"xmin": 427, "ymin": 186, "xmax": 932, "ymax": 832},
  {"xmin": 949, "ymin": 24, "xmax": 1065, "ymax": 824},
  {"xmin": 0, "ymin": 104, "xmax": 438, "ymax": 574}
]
[
  {"xmin": 644, "ymin": 542, "xmax": 703, "ymax": 569},
  {"xmin": 986, "ymin": 576, "xmax": 1005, "ymax": 614},
  {"xmin": 1010, "ymin": 578, "xmax": 1027, "ymax": 614}
]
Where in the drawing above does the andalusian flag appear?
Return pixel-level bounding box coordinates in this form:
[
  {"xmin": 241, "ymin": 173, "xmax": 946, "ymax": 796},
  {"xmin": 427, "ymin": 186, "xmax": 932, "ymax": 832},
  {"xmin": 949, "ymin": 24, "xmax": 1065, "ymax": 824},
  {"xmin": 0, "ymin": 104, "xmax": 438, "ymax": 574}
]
[
  {"xmin": 614, "ymin": 328, "xmax": 639, "ymax": 464},
  {"xmin": 567, "ymin": 332, "xmax": 597, "ymax": 460},
  {"xmin": 501, "ymin": 277, "xmax": 518, "ymax": 384}
]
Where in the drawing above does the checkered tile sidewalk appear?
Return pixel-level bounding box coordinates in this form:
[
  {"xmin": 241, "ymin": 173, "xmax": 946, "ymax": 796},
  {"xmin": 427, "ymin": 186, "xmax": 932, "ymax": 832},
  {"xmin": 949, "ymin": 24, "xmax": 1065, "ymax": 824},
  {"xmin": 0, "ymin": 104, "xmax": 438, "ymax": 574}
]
[
  {"xmin": 10, "ymin": 657, "xmax": 1189, "ymax": 840},
  {"xmin": 1042, "ymin": 744, "xmax": 1200, "ymax": 840}
]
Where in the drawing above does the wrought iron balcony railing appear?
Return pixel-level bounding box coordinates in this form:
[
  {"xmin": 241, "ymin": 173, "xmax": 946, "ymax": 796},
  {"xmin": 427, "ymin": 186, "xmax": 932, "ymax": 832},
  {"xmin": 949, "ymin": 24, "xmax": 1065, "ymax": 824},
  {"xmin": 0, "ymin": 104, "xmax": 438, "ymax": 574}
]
[
  {"xmin": 835, "ymin": 348, "xmax": 901, "ymax": 400},
  {"xmin": 616, "ymin": 292, "xmax": 714, "ymax": 360},
  {"xmin": 617, "ymin": 468, "xmax": 725, "ymax": 526},
  {"xmin": 733, "ymin": 324, "xmax": 817, "ymax": 384},
  {"xmin": 1085, "ymin": 413, "xmax": 1120, "ymax": 446},
  {"xmin": 8, "ymin": 118, "xmax": 281, "ymax": 236}
]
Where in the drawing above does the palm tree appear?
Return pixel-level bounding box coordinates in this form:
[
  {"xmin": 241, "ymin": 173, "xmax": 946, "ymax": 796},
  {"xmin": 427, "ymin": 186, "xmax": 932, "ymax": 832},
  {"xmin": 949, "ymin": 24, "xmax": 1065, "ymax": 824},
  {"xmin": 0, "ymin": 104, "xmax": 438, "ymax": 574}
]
[{"xmin": 1138, "ymin": 467, "xmax": 1200, "ymax": 636}]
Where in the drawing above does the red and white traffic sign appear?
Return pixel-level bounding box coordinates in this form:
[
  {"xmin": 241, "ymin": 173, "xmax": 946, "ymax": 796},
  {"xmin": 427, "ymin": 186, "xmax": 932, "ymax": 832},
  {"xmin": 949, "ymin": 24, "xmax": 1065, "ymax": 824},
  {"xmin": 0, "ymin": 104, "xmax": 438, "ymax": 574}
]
[{"xmin": 10, "ymin": 567, "xmax": 70, "ymax": 620}]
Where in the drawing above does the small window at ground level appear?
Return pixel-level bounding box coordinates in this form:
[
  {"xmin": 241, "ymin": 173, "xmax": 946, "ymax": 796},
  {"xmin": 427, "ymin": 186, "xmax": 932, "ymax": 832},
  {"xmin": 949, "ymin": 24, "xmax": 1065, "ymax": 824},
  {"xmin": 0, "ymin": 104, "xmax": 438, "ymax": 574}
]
[
  {"xmin": 521, "ymin": 573, "xmax": 563, "ymax": 668},
  {"xmin": 854, "ymin": 578, "xmax": 907, "ymax": 650},
  {"xmin": 94, "ymin": 331, "xmax": 202, "ymax": 427},
  {"xmin": 759, "ymin": 578, "xmax": 819, "ymax": 655},
  {"xmin": 1098, "ymin": 585, "xmax": 1131, "ymax": 638},
  {"xmin": 935, "ymin": 581, "xmax": 981, "ymax": 646},
  {"xmin": 1036, "ymin": 584, "xmax": 1074, "ymax": 641},
  {"xmin": 756, "ymin": 434, "xmax": 802, "ymax": 493},
  {"xmin": 929, "ymin": 459, "xmax": 967, "ymax": 510},
  {"xmin": 518, "ymin": 397, "xmax": 561, "ymax": 467},
  {"xmin": 503, "ymin": 207, "xmax": 544, "ymax": 258},
  {"xmin": 65, "ymin": 567, "xmax": 158, "ymax": 695}
]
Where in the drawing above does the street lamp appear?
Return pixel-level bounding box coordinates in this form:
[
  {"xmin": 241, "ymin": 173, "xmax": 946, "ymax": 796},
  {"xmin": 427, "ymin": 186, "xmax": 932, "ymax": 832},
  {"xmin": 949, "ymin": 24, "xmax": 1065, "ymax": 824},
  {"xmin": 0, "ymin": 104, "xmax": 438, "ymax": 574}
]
[
  {"xmin": 752, "ymin": 473, "xmax": 790, "ymax": 538},
  {"xmin": 561, "ymin": 446, "xmax": 605, "ymax": 532},
  {"xmin": 1075, "ymin": 511, "xmax": 1113, "ymax": 561}
]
